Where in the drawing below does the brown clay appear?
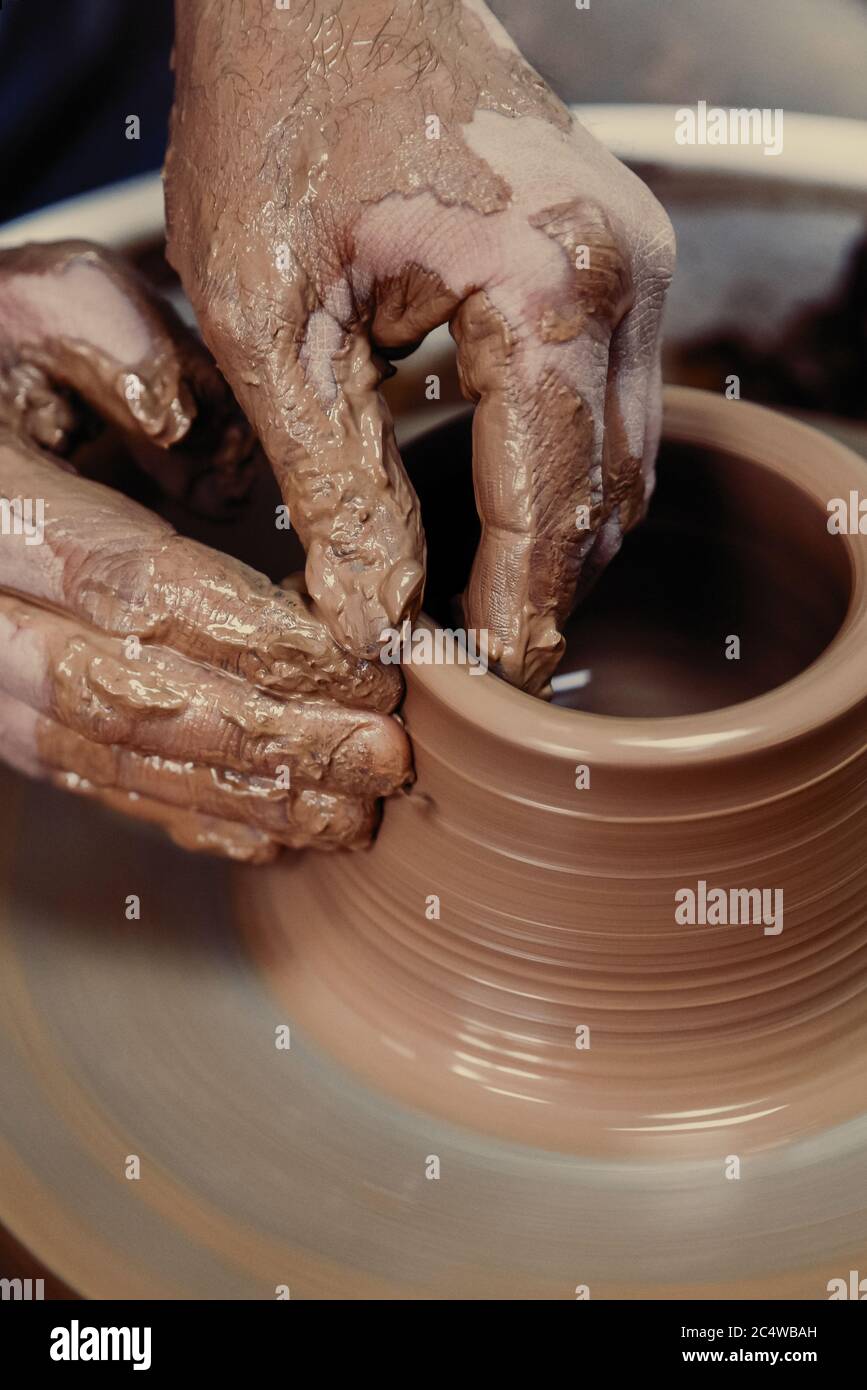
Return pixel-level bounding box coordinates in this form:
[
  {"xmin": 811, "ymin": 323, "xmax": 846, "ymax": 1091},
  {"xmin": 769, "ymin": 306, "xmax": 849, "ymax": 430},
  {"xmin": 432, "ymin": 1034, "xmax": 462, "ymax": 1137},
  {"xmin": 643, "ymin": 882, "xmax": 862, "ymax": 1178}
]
[
  {"xmin": 1, "ymin": 384, "xmax": 865, "ymax": 1296},
  {"xmin": 241, "ymin": 387, "xmax": 867, "ymax": 1158}
]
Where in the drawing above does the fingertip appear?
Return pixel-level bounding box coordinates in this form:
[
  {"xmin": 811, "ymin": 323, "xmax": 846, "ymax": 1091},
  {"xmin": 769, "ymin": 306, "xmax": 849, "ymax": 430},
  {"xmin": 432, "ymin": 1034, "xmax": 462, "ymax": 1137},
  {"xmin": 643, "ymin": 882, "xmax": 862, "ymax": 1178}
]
[
  {"xmin": 352, "ymin": 656, "xmax": 404, "ymax": 715},
  {"xmin": 288, "ymin": 787, "xmax": 380, "ymax": 851},
  {"xmin": 379, "ymin": 557, "xmax": 426, "ymax": 631},
  {"xmin": 493, "ymin": 619, "xmax": 565, "ymax": 697},
  {"xmin": 355, "ymin": 715, "xmax": 414, "ymax": 796},
  {"xmin": 464, "ymin": 575, "xmax": 565, "ymax": 696},
  {"xmin": 305, "ymin": 546, "xmax": 425, "ymax": 660},
  {"xmin": 322, "ymin": 708, "xmax": 413, "ymax": 798}
]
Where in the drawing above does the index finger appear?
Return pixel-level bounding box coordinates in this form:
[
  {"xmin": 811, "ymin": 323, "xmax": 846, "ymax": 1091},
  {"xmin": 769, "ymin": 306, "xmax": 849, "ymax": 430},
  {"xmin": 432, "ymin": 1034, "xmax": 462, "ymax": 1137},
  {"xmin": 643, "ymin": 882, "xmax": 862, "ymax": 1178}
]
[
  {"xmin": 451, "ymin": 201, "xmax": 634, "ymax": 695},
  {"xmin": 175, "ymin": 262, "xmax": 426, "ymax": 659},
  {"xmin": 452, "ymin": 293, "xmax": 612, "ymax": 696},
  {"xmin": 0, "ymin": 429, "xmax": 402, "ymax": 712}
]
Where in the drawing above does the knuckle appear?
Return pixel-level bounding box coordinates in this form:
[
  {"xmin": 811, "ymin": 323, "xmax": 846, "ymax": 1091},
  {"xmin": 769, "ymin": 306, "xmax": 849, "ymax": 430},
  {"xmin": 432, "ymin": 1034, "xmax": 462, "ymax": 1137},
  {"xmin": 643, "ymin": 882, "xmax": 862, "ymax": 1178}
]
[
  {"xmin": 193, "ymin": 287, "xmax": 238, "ymax": 349},
  {"xmin": 634, "ymin": 195, "xmax": 677, "ymax": 292},
  {"xmin": 528, "ymin": 197, "xmax": 633, "ymax": 340},
  {"xmin": 67, "ymin": 537, "xmax": 165, "ymax": 634}
]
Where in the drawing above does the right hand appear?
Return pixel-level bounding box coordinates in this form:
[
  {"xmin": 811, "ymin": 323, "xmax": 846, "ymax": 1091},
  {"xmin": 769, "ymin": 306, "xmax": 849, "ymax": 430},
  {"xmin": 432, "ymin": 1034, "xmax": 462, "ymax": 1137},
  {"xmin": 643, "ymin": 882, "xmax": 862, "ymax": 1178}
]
[
  {"xmin": 0, "ymin": 241, "xmax": 410, "ymax": 862},
  {"xmin": 167, "ymin": 0, "xmax": 675, "ymax": 694}
]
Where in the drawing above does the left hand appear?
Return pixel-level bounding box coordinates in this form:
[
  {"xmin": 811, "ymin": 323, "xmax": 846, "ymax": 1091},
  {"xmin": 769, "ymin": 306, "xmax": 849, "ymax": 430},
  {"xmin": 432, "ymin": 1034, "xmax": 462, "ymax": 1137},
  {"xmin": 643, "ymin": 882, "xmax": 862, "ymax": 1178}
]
[{"xmin": 0, "ymin": 241, "xmax": 410, "ymax": 861}]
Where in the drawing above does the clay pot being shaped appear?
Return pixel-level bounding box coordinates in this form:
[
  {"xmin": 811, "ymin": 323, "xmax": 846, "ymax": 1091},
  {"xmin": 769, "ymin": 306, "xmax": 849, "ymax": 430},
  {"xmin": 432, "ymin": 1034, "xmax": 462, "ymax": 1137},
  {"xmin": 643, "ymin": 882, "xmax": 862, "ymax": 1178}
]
[{"xmin": 241, "ymin": 386, "xmax": 867, "ymax": 1159}]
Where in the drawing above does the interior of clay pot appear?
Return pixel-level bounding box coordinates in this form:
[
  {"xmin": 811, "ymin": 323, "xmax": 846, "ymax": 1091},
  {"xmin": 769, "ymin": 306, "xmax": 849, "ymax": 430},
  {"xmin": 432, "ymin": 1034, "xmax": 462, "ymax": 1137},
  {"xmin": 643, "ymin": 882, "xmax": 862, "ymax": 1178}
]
[{"xmin": 403, "ymin": 412, "xmax": 852, "ymax": 717}]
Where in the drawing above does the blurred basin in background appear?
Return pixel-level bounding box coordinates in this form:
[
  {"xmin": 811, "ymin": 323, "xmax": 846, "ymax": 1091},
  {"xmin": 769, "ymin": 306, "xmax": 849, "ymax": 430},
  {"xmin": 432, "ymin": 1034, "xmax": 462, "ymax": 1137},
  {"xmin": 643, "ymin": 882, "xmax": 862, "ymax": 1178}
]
[{"xmin": 1, "ymin": 104, "xmax": 865, "ymax": 461}]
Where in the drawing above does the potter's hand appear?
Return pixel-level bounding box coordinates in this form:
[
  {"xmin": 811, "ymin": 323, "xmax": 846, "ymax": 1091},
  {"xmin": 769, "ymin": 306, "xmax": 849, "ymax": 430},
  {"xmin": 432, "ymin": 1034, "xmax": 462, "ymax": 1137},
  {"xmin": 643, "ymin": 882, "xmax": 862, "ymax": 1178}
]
[
  {"xmin": 166, "ymin": 0, "xmax": 675, "ymax": 694},
  {"xmin": 0, "ymin": 241, "xmax": 410, "ymax": 862}
]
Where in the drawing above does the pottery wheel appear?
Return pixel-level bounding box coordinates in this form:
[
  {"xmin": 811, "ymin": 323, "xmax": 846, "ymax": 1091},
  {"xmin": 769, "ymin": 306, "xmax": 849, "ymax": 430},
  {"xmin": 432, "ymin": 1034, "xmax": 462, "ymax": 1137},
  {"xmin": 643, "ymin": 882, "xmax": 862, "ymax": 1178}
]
[{"xmin": 0, "ymin": 765, "xmax": 865, "ymax": 1299}]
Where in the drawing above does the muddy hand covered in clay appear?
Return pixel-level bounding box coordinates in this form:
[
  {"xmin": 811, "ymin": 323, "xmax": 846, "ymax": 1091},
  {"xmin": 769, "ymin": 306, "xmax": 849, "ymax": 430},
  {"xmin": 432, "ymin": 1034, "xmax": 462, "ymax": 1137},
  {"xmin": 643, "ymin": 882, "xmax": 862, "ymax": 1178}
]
[
  {"xmin": 166, "ymin": 0, "xmax": 675, "ymax": 694},
  {"xmin": 0, "ymin": 241, "xmax": 410, "ymax": 861},
  {"xmin": 0, "ymin": 3, "xmax": 673, "ymax": 860}
]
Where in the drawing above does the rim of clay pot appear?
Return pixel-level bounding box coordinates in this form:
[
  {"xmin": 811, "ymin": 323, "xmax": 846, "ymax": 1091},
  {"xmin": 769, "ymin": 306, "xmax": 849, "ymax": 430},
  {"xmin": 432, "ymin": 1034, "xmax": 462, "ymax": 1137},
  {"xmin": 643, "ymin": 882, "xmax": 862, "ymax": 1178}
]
[{"xmin": 409, "ymin": 385, "xmax": 867, "ymax": 772}]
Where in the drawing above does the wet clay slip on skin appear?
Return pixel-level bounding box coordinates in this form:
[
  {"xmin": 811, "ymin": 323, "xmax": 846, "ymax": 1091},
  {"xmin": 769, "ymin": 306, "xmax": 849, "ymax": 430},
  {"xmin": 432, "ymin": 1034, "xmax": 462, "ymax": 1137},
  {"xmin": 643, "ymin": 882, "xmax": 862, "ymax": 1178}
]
[{"xmin": 242, "ymin": 386, "xmax": 867, "ymax": 1160}]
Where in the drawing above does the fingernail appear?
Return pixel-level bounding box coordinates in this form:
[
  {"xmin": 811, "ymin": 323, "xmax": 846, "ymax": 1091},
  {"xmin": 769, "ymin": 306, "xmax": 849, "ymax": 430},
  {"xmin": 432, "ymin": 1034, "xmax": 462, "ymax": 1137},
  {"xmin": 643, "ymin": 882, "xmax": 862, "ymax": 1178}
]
[
  {"xmin": 378, "ymin": 558, "xmax": 425, "ymax": 629},
  {"xmin": 335, "ymin": 593, "xmax": 391, "ymax": 659}
]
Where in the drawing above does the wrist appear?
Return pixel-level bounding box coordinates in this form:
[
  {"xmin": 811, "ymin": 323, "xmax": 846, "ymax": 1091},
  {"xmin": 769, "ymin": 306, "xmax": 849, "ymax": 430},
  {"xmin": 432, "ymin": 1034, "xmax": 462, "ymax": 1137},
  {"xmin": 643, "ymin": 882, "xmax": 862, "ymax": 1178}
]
[{"xmin": 173, "ymin": 0, "xmax": 470, "ymax": 75}]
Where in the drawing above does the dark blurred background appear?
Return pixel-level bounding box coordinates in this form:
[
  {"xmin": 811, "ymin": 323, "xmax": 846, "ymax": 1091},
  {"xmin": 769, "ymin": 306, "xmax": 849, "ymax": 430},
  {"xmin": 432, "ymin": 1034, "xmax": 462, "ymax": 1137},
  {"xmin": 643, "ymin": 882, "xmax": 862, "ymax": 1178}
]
[
  {"xmin": 0, "ymin": 0, "xmax": 173, "ymax": 222},
  {"xmin": 3, "ymin": 0, "xmax": 867, "ymax": 223}
]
